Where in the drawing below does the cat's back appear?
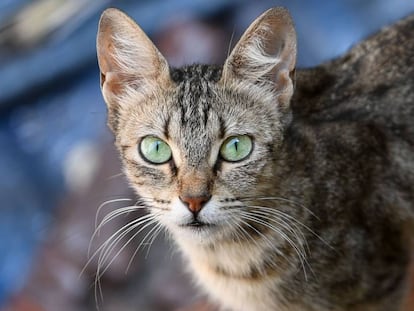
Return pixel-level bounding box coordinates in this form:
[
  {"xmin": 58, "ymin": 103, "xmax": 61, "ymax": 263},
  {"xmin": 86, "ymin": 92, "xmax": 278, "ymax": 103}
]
[
  {"xmin": 293, "ymin": 13, "xmax": 414, "ymax": 132},
  {"xmin": 291, "ymin": 13, "xmax": 414, "ymax": 217}
]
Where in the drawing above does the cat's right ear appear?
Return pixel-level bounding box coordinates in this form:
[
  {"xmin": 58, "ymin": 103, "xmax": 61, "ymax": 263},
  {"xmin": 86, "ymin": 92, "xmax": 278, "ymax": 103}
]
[{"xmin": 97, "ymin": 8, "xmax": 170, "ymax": 128}]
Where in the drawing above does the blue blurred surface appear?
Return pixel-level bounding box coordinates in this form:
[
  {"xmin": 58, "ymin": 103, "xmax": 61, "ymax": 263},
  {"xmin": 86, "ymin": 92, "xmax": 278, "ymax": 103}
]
[{"xmin": 0, "ymin": 0, "xmax": 413, "ymax": 306}]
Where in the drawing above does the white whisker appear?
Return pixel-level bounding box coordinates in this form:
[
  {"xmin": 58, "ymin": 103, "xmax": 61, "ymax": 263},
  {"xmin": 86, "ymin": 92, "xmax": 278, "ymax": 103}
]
[
  {"xmin": 240, "ymin": 196, "xmax": 320, "ymax": 220},
  {"xmin": 236, "ymin": 217, "xmax": 291, "ymax": 266},
  {"xmin": 125, "ymin": 222, "xmax": 164, "ymax": 273},
  {"xmin": 248, "ymin": 205, "xmax": 334, "ymax": 251},
  {"xmin": 238, "ymin": 211, "xmax": 309, "ymax": 280},
  {"xmin": 96, "ymin": 215, "xmax": 157, "ymax": 277},
  {"xmin": 144, "ymin": 223, "xmax": 164, "ymax": 258},
  {"xmin": 82, "ymin": 213, "xmax": 154, "ymax": 277},
  {"xmin": 95, "ymin": 198, "xmax": 133, "ymax": 229},
  {"xmin": 249, "ymin": 208, "xmax": 308, "ymax": 252},
  {"xmin": 105, "ymin": 172, "xmax": 125, "ymax": 180},
  {"xmin": 86, "ymin": 197, "xmax": 163, "ymax": 309}
]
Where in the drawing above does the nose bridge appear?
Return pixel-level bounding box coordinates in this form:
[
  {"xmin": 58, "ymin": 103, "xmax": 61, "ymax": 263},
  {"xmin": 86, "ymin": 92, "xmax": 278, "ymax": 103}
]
[{"xmin": 178, "ymin": 167, "xmax": 212, "ymax": 197}]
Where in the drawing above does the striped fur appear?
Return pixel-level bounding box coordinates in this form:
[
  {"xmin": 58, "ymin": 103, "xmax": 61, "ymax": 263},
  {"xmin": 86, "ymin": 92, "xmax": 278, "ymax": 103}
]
[{"xmin": 97, "ymin": 7, "xmax": 414, "ymax": 311}]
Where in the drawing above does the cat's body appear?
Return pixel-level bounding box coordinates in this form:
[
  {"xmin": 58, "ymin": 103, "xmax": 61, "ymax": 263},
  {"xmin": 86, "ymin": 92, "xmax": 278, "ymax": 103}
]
[{"xmin": 96, "ymin": 8, "xmax": 414, "ymax": 311}]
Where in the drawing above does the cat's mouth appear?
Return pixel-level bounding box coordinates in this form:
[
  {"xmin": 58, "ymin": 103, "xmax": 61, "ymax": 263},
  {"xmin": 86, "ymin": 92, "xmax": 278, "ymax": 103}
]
[{"xmin": 181, "ymin": 220, "xmax": 215, "ymax": 229}]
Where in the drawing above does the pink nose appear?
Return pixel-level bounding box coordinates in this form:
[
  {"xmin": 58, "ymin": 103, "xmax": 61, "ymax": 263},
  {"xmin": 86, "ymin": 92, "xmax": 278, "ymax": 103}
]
[{"xmin": 179, "ymin": 195, "xmax": 211, "ymax": 215}]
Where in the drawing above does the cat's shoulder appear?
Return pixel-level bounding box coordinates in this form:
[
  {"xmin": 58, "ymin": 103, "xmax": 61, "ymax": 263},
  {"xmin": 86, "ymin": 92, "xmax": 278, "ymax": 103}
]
[{"xmin": 292, "ymin": 13, "xmax": 414, "ymax": 120}]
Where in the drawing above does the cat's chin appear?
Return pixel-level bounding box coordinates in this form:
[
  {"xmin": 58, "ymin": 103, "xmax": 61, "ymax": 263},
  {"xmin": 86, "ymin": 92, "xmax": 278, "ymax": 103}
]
[
  {"xmin": 179, "ymin": 223, "xmax": 216, "ymax": 237},
  {"xmin": 169, "ymin": 221, "xmax": 225, "ymax": 245},
  {"xmin": 179, "ymin": 221, "xmax": 217, "ymax": 233}
]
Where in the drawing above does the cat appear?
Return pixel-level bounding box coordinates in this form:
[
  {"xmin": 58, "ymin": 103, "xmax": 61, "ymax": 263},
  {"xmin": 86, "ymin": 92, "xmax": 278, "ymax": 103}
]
[{"xmin": 96, "ymin": 7, "xmax": 414, "ymax": 311}]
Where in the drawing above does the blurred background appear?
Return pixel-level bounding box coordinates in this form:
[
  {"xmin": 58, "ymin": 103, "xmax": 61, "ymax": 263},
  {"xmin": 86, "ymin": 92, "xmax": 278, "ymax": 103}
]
[{"xmin": 0, "ymin": 0, "xmax": 413, "ymax": 310}]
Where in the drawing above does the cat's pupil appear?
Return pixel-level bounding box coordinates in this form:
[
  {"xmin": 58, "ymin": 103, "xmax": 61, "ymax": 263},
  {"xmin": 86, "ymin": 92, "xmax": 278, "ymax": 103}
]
[{"xmin": 233, "ymin": 139, "xmax": 239, "ymax": 151}]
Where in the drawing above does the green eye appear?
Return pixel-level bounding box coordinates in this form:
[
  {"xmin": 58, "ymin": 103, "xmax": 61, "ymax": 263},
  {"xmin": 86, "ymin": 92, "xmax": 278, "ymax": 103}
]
[
  {"xmin": 220, "ymin": 135, "xmax": 253, "ymax": 162},
  {"xmin": 140, "ymin": 136, "xmax": 172, "ymax": 164}
]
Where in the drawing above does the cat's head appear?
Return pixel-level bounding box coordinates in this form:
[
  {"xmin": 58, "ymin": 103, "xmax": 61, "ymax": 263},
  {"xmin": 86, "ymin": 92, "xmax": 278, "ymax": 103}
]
[{"xmin": 97, "ymin": 8, "xmax": 296, "ymax": 245}]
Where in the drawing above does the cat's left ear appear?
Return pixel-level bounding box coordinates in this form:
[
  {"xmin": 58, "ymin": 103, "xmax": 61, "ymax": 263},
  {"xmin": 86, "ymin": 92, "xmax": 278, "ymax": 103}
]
[{"xmin": 222, "ymin": 8, "xmax": 296, "ymax": 110}]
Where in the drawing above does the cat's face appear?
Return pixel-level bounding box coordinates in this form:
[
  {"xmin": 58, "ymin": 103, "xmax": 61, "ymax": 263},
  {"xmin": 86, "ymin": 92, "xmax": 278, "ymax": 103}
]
[
  {"xmin": 96, "ymin": 8, "xmax": 296, "ymax": 245},
  {"xmin": 114, "ymin": 68, "xmax": 287, "ymax": 244}
]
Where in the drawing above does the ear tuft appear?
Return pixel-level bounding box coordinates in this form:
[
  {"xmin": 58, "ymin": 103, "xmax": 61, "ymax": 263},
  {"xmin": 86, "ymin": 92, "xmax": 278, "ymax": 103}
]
[{"xmin": 221, "ymin": 8, "xmax": 297, "ymax": 109}]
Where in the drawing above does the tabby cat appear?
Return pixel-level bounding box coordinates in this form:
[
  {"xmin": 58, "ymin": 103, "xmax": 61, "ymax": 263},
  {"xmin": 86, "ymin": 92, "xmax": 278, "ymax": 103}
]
[{"xmin": 96, "ymin": 7, "xmax": 414, "ymax": 311}]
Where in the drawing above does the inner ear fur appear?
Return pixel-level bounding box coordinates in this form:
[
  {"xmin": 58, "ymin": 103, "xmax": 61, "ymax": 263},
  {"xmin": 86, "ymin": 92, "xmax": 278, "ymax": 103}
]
[
  {"xmin": 96, "ymin": 8, "xmax": 170, "ymax": 105},
  {"xmin": 221, "ymin": 7, "xmax": 297, "ymax": 109}
]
